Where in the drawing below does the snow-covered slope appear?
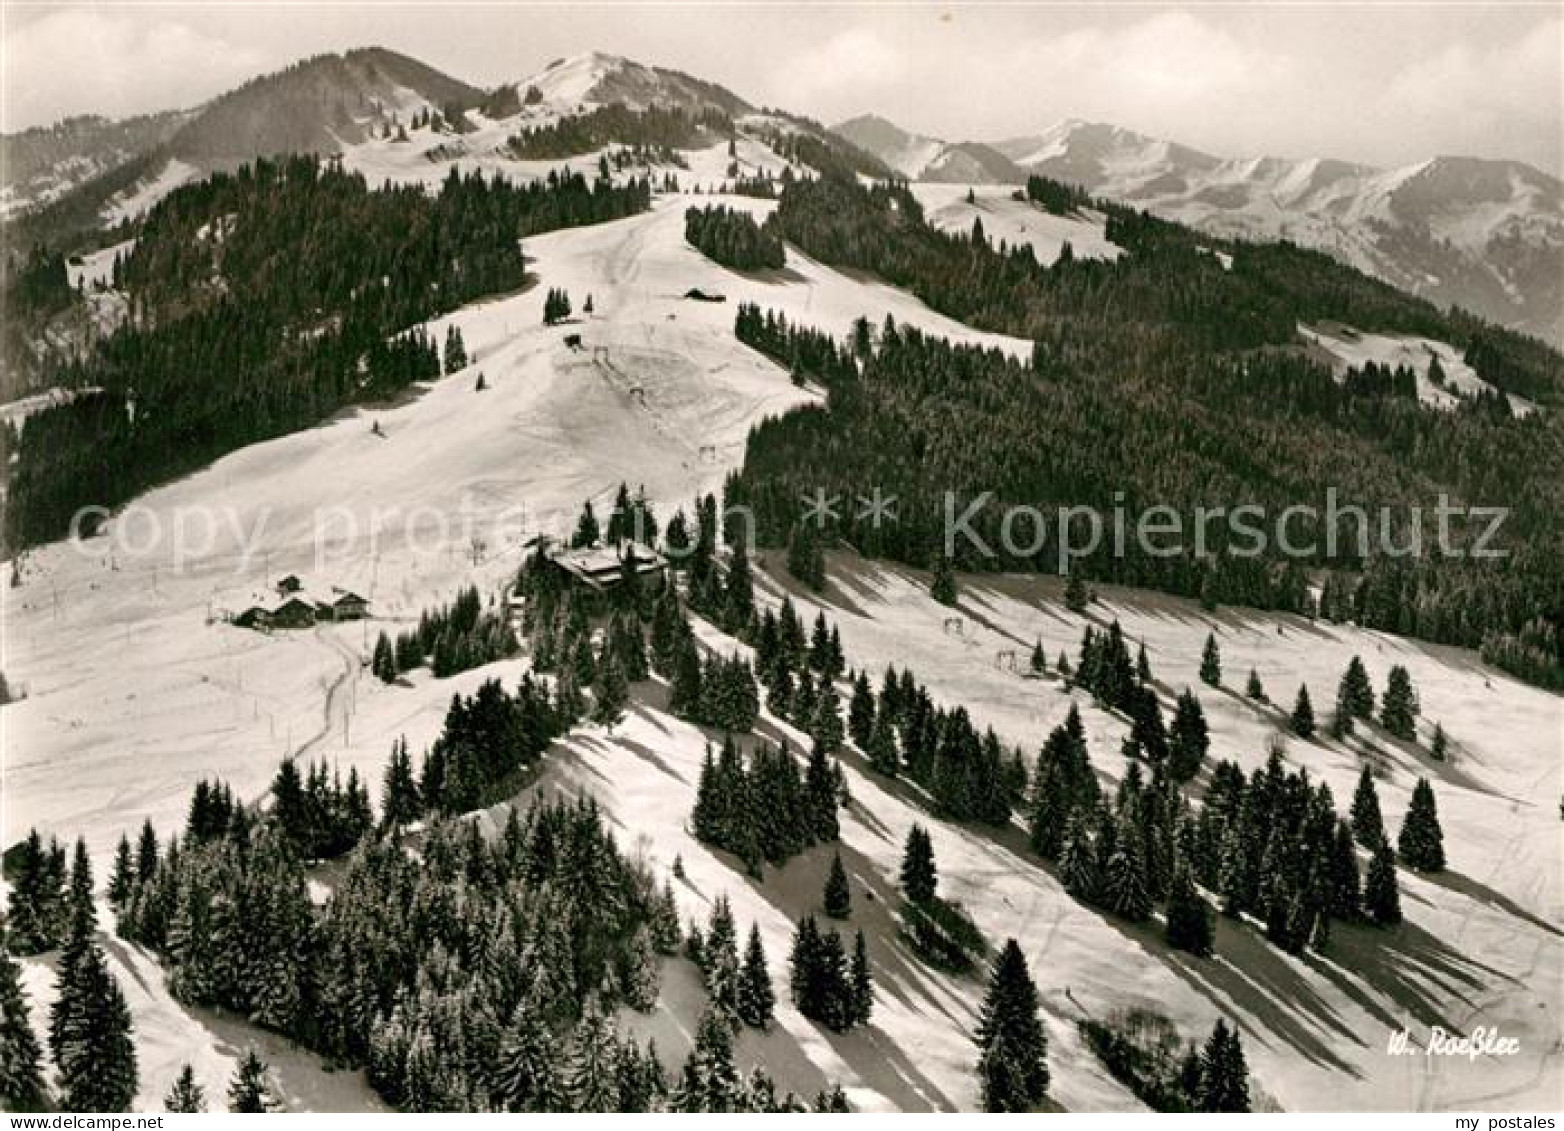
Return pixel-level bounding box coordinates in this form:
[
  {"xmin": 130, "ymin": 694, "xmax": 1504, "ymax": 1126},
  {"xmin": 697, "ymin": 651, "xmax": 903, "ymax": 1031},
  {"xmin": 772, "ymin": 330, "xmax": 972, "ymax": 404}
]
[
  {"xmin": 4, "ymin": 185, "xmax": 1559, "ymax": 1111},
  {"xmin": 0, "ymin": 113, "xmax": 191, "ymax": 219},
  {"xmin": 5, "ymin": 47, "xmax": 483, "ymax": 229},
  {"xmin": 910, "ymin": 183, "xmax": 1122, "ymax": 266},
  {"xmin": 514, "ymin": 51, "xmax": 752, "ymax": 118},
  {"xmin": 1299, "ymin": 323, "xmax": 1538, "ymax": 416},
  {"xmin": 741, "ymin": 558, "xmax": 1562, "ymax": 1112},
  {"xmin": 0, "ymin": 193, "xmax": 1027, "ymax": 859}
]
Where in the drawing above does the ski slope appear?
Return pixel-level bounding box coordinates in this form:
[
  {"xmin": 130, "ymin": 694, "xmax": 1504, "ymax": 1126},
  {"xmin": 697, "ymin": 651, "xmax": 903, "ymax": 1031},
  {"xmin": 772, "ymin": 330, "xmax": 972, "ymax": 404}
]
[{"xmin": 0, "ymin": 193, "xmax": 1028, "ymax": 860}]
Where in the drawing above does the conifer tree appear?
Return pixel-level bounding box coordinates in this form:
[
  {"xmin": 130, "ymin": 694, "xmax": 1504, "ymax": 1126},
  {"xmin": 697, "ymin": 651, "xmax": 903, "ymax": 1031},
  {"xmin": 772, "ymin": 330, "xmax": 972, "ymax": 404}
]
[
  {"xmin": 1397, "ymin": 778, "xmax": 1446, "ymax": 872},
  {"xmin": 847, "ymin": 673, "xmax": 875, "ymax": 749},
  {"xmin": 1136, "ymin": 642, "xmax": 1153, "ymax": 683},
  {"xmin": 2, "ymin": 831, "xmax": 60, "ymax": 958},
  {"xmin": 1058, "ymin": 813, "xmax": 1099, "ymax": 902},
  {"xmin": 811, "ymin": 683, "xmax": 845, "ymax": 755},
  {"xmin": 674, "ymin": 1008, "xmax": 741, "ymax": 1111},
  {"xmin": 1199, "ymin": 633, "xmax": 1222, "ymax": 686},
  {"xmin": 1064, "ymin": 570, "xmax": 1088, "ymax": 613},
  {"xmin": 1290, "ymin": 684, "xmax": 1316, "ymax": 738},
  {"xmin": 494, "ymin": 1001, "xmax": 562, "ymax": 1112},
  {"xmin": 974, "ymin": 940, "xmax": 1049, "ymax": 1112},
  {"xmin": 1379, "ymin": 665, "xmax": 1418, "ymax": 740},
  {"xmin": 804, "ymin": 743, "xmax": 840, "ymax": 843},
  {"xmin": 565, "ymin": 1007, "xmax": 621, "ymax": 1112},
  {"xmin": 703, "ymin": 896, "xmax": 743, "ymax": 1020},
  {"xmin": 1104, "ymin": 822, "xmax": 1153, "ymax": 922},
  {"xmin": 849, "ymin": 930, "xmax": 873, "ymax": 1026},
  {"xmin": 1194, "ymin": 1018, "xmax": 1250, "ymax": 1112},
  {"xmin": 900, "ymin": 825, "xmax": 937, "ymax": 905},
  {"xmin": 1327, "ymin": 819, "xmax": 1362, "ymax": 921},
  {"xmin": 373, "ymin": 632, "xmax": 397, "ymax": 682},
  {"xmin": 1430, "ymin": 722, "xmax": 1448, "ymax": 761},
  {"xmin": 107, "ymin": 835, "xmax": 134, "ymax": 910},
  {"xmin": 931, "ymin": 555, "xmax": 958, "ymax": 606},
  {"xmin": 592, "ymin": 654, "xmax": 629, "ymax": 732},
  {"xmin": 737, "ymin": 925, "xmax": 775, "ymax": 1030},
  {"xmin": 1364, "ymin": 843, "xmax": 1402, "ymax": 926},
  {"xmin": 1350, "ymin": 766, "xmax": 1384, "ymax": 848},
  {"xmin": 1029, "ymin": 639, "xmax": 1047, "ymax": 674},
  {"xmin": 67, "ymin": 838, "xmax": 94, "ymax": 933},
  {"xmin": 785, "ymin": 524, "xmax": 825, "ymax": 590},
  {"xmin": 622, "ymin": 926, "xmax": 661, "ymax": 1012},
  {"xmin": 443, "ymin": 325, "xmax": 468, "ymax": 374},
  {"xmin": 823, "ymin": 852, "xmax": 851, "ymax": 919},
  {"xmin": 165, "ymin": 1064, "xmax": 206, "ymax": 1112},
  {"xmin": 572, "ymin": 500, "xmax": 600, "ymax": 548},
  {"xmin": 381, "ymin": 736, "xmax": 421, "ymax": 830},
  {"xmin": 0, "ymin": 918, "xmax": 47, "ymax": 1111},
  {"xmin": 228, "ymin": 1049, "xmax": 272, "ymax": 1112},
  {"xmin": 1168, "ymin": 689, "xmax": 1209, "ymax": 782},
  {"xmin": 54, "ymin": 938, "xmax": 137, "ymax": 1112},
  {"xmin": 136, "ymin": 821, "xmax": 159, "ymax": 882},
  {"xmin": 1245, "ymin": 668, "xmax": 1266, "ymax": 701},
  {"xmin": 867, "ymin": 711, "xmax": 900, "ymax": 778},
  {"xmin": 1334, "ymin": 656, "xmax": 1376, "ymax": 738},
  {"xmin": 1164, "ymin": 865, "xmax": 1214, "ymax": 957}
]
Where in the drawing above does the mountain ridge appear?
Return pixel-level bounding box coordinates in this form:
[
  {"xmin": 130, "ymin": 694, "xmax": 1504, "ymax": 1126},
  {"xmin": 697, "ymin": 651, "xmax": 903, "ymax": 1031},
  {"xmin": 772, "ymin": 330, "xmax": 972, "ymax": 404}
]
[
  {"xmin": 837, "ymin": 112, "xmax": 1563, "ymax": 341},
  {"xmin": 3, "ymin": 46, "xmax": 1559, "ymax": 340}
]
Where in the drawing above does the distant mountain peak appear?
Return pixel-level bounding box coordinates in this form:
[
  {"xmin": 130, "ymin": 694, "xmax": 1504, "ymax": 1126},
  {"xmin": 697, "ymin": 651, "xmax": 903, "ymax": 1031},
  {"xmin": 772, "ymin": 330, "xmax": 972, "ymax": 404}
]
[
  {"xmin": 514, "ymin": 50, "xmax": 752, "ymax": 118},
  {"xmin": 164, "ymin": 46, "xmax": 484, "ymax": 162}
]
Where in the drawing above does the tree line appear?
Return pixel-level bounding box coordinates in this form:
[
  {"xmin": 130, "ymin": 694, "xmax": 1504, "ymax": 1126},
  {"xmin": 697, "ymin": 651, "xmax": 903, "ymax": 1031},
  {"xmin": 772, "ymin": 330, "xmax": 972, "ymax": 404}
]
[{"xmin": 723, "ymin": 296, "xmax": 1562, "ymax": 688}]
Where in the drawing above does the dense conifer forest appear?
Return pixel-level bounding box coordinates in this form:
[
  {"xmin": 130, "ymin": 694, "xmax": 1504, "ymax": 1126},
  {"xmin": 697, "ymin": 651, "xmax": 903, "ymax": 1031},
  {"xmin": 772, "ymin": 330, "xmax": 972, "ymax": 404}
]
[
  {"xmin": 684, "ymin": 205, "xmax": 785, "ymax": 270},
  {"xmin": 2, "ymin": 157, "xmax": 652, "ymax": 550},
  {"xmin": 506, "ymin": 104, "xmax": 728, "ymax": 161},
  {"xmin": 724, "ymin": 171, "xmax": 1564, "ymax": 686}
]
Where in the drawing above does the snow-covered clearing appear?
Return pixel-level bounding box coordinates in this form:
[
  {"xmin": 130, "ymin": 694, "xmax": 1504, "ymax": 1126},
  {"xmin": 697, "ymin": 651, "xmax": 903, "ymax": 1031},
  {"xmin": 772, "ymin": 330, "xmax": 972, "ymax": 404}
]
[
  {"xmin": 911, "ymin": 183, "xmax": 1123, "ymax": 267},
  {"xmin": 102, "ymin": 159, "xmax": 199, "ymax": 225},
  {"xmin": 65, "ymin": 239, "xmax": 136, "ymax": 291},
  {"xmin": 1300, "ymin": 324, "xmax": 1538, "ymax": 416},
  {"xmin": 340, "ymin": 125, "xmax": 797, "ymax": 197}
]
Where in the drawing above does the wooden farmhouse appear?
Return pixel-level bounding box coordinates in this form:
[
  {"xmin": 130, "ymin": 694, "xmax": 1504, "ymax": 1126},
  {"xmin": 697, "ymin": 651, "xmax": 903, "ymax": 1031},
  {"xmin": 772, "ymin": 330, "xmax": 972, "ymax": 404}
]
[{"xmin": 231, "ymin": 580, "xmax": 370, "ymax": 631}]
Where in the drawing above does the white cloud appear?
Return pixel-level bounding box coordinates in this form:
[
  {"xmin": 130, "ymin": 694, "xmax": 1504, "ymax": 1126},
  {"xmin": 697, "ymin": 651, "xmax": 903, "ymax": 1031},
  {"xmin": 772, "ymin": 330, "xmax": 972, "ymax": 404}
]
[
  {"xmin": 3, "ymin": 9, "xmax": 269, "ymax": 129},
  {"xmin": 1376, "ymin": 17, "xmax": 1561, "ymax": 166},
  {"xmin": 770, "ymin": 27, "xmax": 909, "ymax": 107}
]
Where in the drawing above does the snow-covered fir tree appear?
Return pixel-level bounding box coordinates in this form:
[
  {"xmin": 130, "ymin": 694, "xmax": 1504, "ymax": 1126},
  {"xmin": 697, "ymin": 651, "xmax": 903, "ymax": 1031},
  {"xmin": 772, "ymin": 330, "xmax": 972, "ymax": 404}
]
[{"xmin": 974, "ymin": 939, "xmax": 1049, "ymax": 1112}]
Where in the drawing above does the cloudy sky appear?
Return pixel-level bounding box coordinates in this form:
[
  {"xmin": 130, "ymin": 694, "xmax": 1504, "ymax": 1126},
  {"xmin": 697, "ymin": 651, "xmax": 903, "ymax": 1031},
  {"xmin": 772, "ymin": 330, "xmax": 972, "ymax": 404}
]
[{"xmin": 4, "ymin": 2, "xmax": 1560, "ymax": 171}]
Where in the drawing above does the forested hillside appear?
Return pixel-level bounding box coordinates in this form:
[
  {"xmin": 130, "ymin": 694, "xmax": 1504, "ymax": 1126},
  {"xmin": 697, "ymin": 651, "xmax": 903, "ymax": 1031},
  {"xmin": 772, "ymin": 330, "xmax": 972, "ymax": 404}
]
[
  {"xmin": 2, "ymin": 159, "xmax": 652, "ymax": 549},
  {"xmin": 724, "ymin": 175, "xmax": 1564, "ymax": 686}
]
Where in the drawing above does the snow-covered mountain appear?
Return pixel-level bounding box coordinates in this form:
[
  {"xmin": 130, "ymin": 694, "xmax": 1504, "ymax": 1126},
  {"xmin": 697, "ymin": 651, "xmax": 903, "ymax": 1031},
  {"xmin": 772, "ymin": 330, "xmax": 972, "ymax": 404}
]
[
  {"xmin": 3, "ymin": 49, "xmax": 885, "ymax": 237},
  {"xmin": 0, "ymin": 112, "xmax": 192, "ymax": 219},
  {"xmin": 840, "ymin": 115, "xmax": 1564, "ymax": 342},
  {"xmin": 1, "ymin": 47, "xmax": 484, "ymax": 224},
  {"xmin": 834, "ymin": 114, "xmax": 1026, "ymax": 184},
  {"xmin": 510, "ymin": 50, "xmax": 753, "ymax": 118}
]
